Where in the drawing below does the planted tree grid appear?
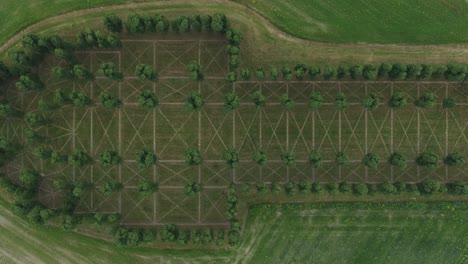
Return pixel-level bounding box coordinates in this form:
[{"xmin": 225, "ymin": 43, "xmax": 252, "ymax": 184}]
[{"xmin": 1, "ymin": 37, "xmax": 467, "ymax": 226}]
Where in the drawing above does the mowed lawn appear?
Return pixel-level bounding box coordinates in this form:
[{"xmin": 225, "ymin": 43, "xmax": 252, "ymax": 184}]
[
  {"xmin": 236, "ymin": 202, "xmax": 468, "ymax": 263},
  {"xmin": 235, "ymin": 0, "xmax": 468, "ymax": 44}
]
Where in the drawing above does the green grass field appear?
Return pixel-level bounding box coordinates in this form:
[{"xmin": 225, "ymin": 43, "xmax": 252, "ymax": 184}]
[{"xmin": 235, "ymin": 0, "xmax": 468, "ymax": 44}]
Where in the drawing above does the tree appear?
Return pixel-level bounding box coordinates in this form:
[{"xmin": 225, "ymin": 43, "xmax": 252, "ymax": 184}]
[
  {"xmin": 308, "ymin": 150, "xmax": 322, "ymax": 168},
  {"xmin": 99, "ymin": 63, "xmax": 123, "ymax": 81},
  {"xmin": 99, "ymin": 92, "xmax": 122, "ymax": 108},
  {"xmin": 224, "ymin": 92, "xmax": 240, "ymax": 112},
  {"xmin": 420, "ymin": 179, "xmax": 440, "ymax": 194},
  {"xmin": 256, "ymin": 182, "xmax": 266, "ymax": 194},
  {"xmin": 298, "ymin": 179, "xmax": 311, "ymax": 194},
  {"xmin": 253, "ymin": 149, "xmax": 267, "ymax": 166},
  {"xmin": 106, "ymin": 33, "xmax": 122, "ymax": 48},
  {"xmin": 172, "ymin": 16, "xmax": 191, "ymax": 32},
  {"xmin": 54, "ymin": 88, "xmax": 70, "ymax": 105},
  {"xmin": 349, "ymin": 64, "xmax": 363, "ymax": 79},
  {"xmin": 363, "ymin": 153, "xmax": 380, "ymax": 169},
  {"xmin": 362, "ymin": 93, "xmax": 379, "ymax": 111},
  {"xmin": 389, "ymin": 152, "xmax": 407, "ymax": 169},
  {"xmin": 380, "ymin": 182, "xmax": 397, "ymax": 194},
  {"xmin": 33, "ymin": 146, "xmax": 51, "ymax": 160},
  {"xmin": 0, "ymin": 102, "xmax": 21, "ymax": 118},
  {"xmin": 104, "ymin": 13, "xmax": 123, "ymax": 33},
  {"xmin": 68, "ymin": 150, "xmax": 91, "ymax": 167},
  {"xmin": 211, "ymin": 13, "xmax": 228, "ymax": 33},
  {"xmin": 224, "ymin": 71, "xmax": 237, "ymax": 83},
  {"xmin": 184, "ymin": 148, "xmax": 202, "ymax": 166},
  {"xmin": 444, "ymin": 151, "xmax": 467, "ymax": 167},
  {"xmin": 416, "ymin": 151, "xmax": 439, "ymax": 169},
  {"xmin": 323, "ymin": 65, "xmax": 336, "ymax": 80},
  {"xmin": 69, "ymin": 91, "xmax": 92, "ymax": 108},
  {"xmin": 187, "ymin": 60, "xmax": 203, "ymax": 81},
  {"xmin": 281, "ymin": 151, "xmax": 296, "ymax": 167},
  {"xmin": 334, "ymin": 93, "xmax": 349, "ymax": 111},
  {"xmin": 240, "ymin": 68, "xmax": 250, "ymax": 80},
  {"xmin": 135, "ymin": 64, "xmax": 157, "ymax": 82},
  {"xmin": 339, "ymin": 182, "xmax": 352, "ymax": 193},
  {"xmin": 201, "ymin": 15, "xmax": 213, "ymax": 31},
  {"xmin": 271, "ymin": 182, "xmax": 281, "ymax": 195},
  {"xmin": 312, "ymin": 182, "xmax": 322, "ymax": 193},
  {"xmin": 125, "ymin": 13, "xmax": 145, "ymax": 33},
  {"xmin": 308, "ymin": 92, "xmax": 323, "ymax": 111},
  {"xmin": 184, "ymin": 182, "xmax": 202, "ymax": 197},
  {"xmin": 16, "ymin": 75, "xmax": 45, "ymax": 92},
  {"xmin": 50, "ymin": 150, "xmax": 67, "ymax": 163},
  {"xmin": 406, "ymin": 64, "xmax": 422, "ymax": 79},
  {"xmin": 415, "ymin": 93, "xmax": 436, "ymax": 108},
  {"xmin": 294, "ymin": 64, "xmax": 308, "ymax": 80},
  {"xmin": 280, "ymin": 94, "xmax": 294, "ymax": 110},
  {"xmin": 223, "ymin": 148, "xmax": 239, "ymax": 168},
  {"xmin": 137, "ymin": 180, "xmax": 158, "ymax": 197},
  {"xmin": 52, "ymin": 66, "xmax": 70, "ymax": 79},
  {"xmin": 19, "ymin": 169, "xmax": 40, "ymax": 191},
  {"xmin": 389, "ymin": 63, "xmax": 407, "ymax": 79},
  {"xmin": 443, "ymin": 98, "xmax": 456, "ymax": 109},
  {"xmin": 0, "ymin": 61, "xmax": 11, "ymax": 83},
  {"xmin": 447, "ymin": 181, "xmax": 468, "ymax": 195},
  {"xmin": 226, "ymin": 29, "xmax": 243, "ymax": 46},
  {"xmin": 335, "ymin": 152, "xmax": 349, "ymax": 166},
  {"xmin": 337, "ymin": 65, "xmax": 348, "ymax": 79},
  {"xmin": 160, "ymin": 224, "xmax": 178, "ymax": 242},
  {"xmin": 99, "ymin": 150, "xmax": 121, "ymax": 166},
  {"xmin": 445, "ymin": 63, "xmax": 467, "ymax": 81},
  {"xmin": 251, "ymin": 90, "xmax": 266, "ymax": 109},
  {"xmin": 388, "ymin": 92, "xmax": 407, "ymax": 109},
  {"xmin": 137, "ymin": 89, "xmax": 159, "ymax": 109},
  {"xmin": 309, "ymin": 65, "xmax": 321, "ymax": 79},
  {"xmin": 362, "ymin": 64, "xmax": 378, "ymax": 80},
  {"xmin": 419, "ymin": 64, "xmax": 433, "ymax": 79},
  {"xmin": 432, "ymin": 65, "xmax": 447, "ymax": 79},
  {"xmin": 24, "ymin": 129, "xmax": 44, "ymax": 144},
  {"xmin": 282, "ymin": 67, "xmax": 293, "ymax": 81},
  {"xmin": 0, "ymin": 137, "xmax": 19, "ymax": 166},
  {"xmin": 99, "ymin": 180, "xmax": 123, "ymax": 195},
  {"xmin": 21, "ymin": 33, "xmax": 42, "ymax": 52},
  {"xmin": 378, "ymin": 63, "xmax": 392, "ymax": 78},
  {"xmin": 191, "ymin": 15, "xmax": 203, "ymax": 32},
  {"xmin": 185, "ymin": 92, "xmax": 204, "ymax": 112},
  {"xmin": 8, "ymin": 50, "xmax": 30, "ymax": 65},
  {"xmin": 353, "ymin": 183, "xmax": 368, "ymax": 195},
  {"xmin": 284, "ymin": 181, "xmax": 296, "ymax": 197},
  {"xmin": 136, "ymin": 148, "xmax": 157, "ymax": 169},
  {"xmin": 154, "ymin": 14, "xmax": 170, "ymax": 32},
  {"xmin": 328, "ymin": 182, "xmax": 339, "ymax": 195},
  {"xmin": 25, "ymin": 112, "xmax": 46, "ymax": 127},
  {"xmin": 54, "ymin": 48, "xmax": 75, "ymax": 64},
  {"xmin": 38, "ymin": 34, "xmax": 63, "ymax": 51},
  {"xmin": 72, "ymin": 65, "xmax": 94, "ymax": 80},
  {"xmin": 270, "ymin": 67, "xmax": 279, "ymax": 80},
  {"xmin": 255, "ymin": 67, "xmax": 265, "ymax": 80}
]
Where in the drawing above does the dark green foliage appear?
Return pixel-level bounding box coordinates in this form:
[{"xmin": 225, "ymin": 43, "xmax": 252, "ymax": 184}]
[
  {"xmin": 353, "ymin": 183, "xmax": 368, "ymax": 195},
  {"xmin": 99, "ymin": 92, "xmax": 122, "ymax": 108},
  {"xmin": 50, "ymin": 151, "xmax": 67, "ymax": 164},
  {"xmin": 415, "ymin": 93, "xmax": 436, "ymax": 108},
  {"xmin": 381, "ymin": 182, "xmax": 397, "ymax": 194},
  {"xmin": 177, "ymin": 230, "xmax": 189, "ymax": 246},
  {"xmin": 228, "ymin": 230, "xmax": 241, "ymax": 246},
  {"xmin": 224, "ymin": 71, "xmax": 237, "ymax": 83},
  {"xmin": 54, "ymin": 49, "xmax": 75, "ymax": 63},
  {"xmin": 141, "ymin": 229, "xmax": 155, "ymax": 242},
  {"xmin": 337, "ymin": 65, "xmax": 348, "ymax": 79},
  {"xmin": 388, "ymin": 92, "xmax": 407, "ymax": 109},
  {"xmin": 99, "ymin": 180, "xmax": 123, "ymax": 195},
  {"xmin": 335, "ymin": 152, "xmax": 349, "ymax": 166},
  {"xmin": 76, "ymin": 29, "xmax": 119, "ymax": 49},
  {"xmin": 416, "ymin": 151, "xmax": 439, "ymax": 169},
  {"xmin": 241, "ymin": 183, "xmax": 251, "ymax": 193},
  {"xmin": 256, "ymin": 182, "xmax": 266, "ymax": 193},
  {"xmin": 420, "ymin": 179, "xmax": 440, "ymax": 194},
  {"xmin": 25, "ymin": 112, "xmax": 46, "ymax": 127},
  {"xmin": 362, "ymin": 93, "xmax": 380, "ymax": 111},
  {"xmin": 69, "ymin": 91, "xmax": 92, "ymax": 108},
  {"xmin": 388, "ymin": 63, "xmax": 407, "ymax": 79},
  {"xmin": 38, "ymin": 98, "xmax": 58, "ymax": 112},
  {"xmin": 284, "ymin": 181, "xmax": 296, "ymax": 197},
  {"xmin": 339, "ymin": 182, "xmax": 352, "ymax": 193},
  {"xmin": 8, "ymin": 50, "xmax": 30, "ymax": 65},
  {"xmin": 172, "ymin": 16, "xmax": 191, "ymax": 33},
  {"xmin": 251, "ymin": 90, "xmax": 266, "ymax": 108},
  {"xmin": 308, "ymin": 65, "xmax": 321, "ymax": 79},
  {"xmin": 68, "ymin": 150, "xmax": 91, "ymax": 167},
  {"xmin": 52, "ymin": 178, "xmax": 68, "ymax": 191},
  {"xmin": 389, "ymin": 152, "xmax": 407, "ymax": 169},
  {"xmin": 308, "ymin": 91, "xmax": 323, "ymax": 111},
  {"xmin": 99, "ymin": 150, "xmax": 121, "ymax": 166},
  {"xmin": 271, "ymin": 182, "xmax": 281, "ymax": 195},
  {"xmin": 294, "ymin": 64, "xmax": 308, "ymax": 80},
  {"xmin": 191, "ymin": 15, "xmax": 203, "ymax": 32},
  {"xmin": 52, "ymin": 66, "xmax": 70, "ymax": 79},
  {"xmin": 253, "ymin": 149, "xmax": 267, "ymax": 166},
  {"xmin": 308, "ymin": 150, "xmax": 322, "ymax": 168},
  {"xmin": 19, "ymin": 169, "xmax": 40, "ymax": 191},
  {"xmin": 135, "ymin": 64, "xmax": 157, "ymax": 82},
  {"xmin": 99, "ymin": 63, "xmax": 123, "ymax": 81},
  {"xmin": 334, "ymin": 93, "xmax": 349, "ymax": 111},
  {"xmin": 114, "ymin": 227, "xmax": 141, "ymax": 247},
  {"xmin": 432, "ymin": 65, "xmax": 447, "ymax": 79},
  {"xmin": 39, "ymin": 34, "xmax": 63, "ymax": 51},
  {"xmin": 184, "ymin": 182, "xmax": 202, "ymax": 197},
  {"xmin": 419, "ymin": 64, "xmax": 433, "ymax": 79},
  {"xmin": 24, "ymin": 129, "xmax": 44, "ymax": 144},
  {"xmin": 240, "ymin": 68, "xmax": 250, "ymax": 80},
  {"xmin": 136, "ymin": 148, "xmax": 157, "ymax": 169},
  {"xmin": 328, "ymin": 181, "xmax": 339, "ymax": 195},
  {"xmin": 280, "ymin": 94, "xmax": 294, "ymax": 110},
  {"xmin": 270, "ymin": 67, "xmax": 279, "ymax": 80},
  {"xmin": 0, "ymin": 61, "xmax": 11, "ymax": 83},
  {"xmin": 282, "ymin": 67, "xmax": 293, "ymax": 81},
  {"xmin": 187, "ymin": 60, "xmax": 203, "ymax": 81},
  {"xmin": 447, "ymin": 181, "xmax": 468, "ymax": 195},
  {"xmin": 444, "ymin": 152, "xmax": 467, "ymax": 167},
  {"xmin": 104, "ymin": 13, "xmax": 123, "ymax": 33},
  {"xmin": 0, "ymin": 102, "xmax": 21, "ymax": 118},
  {"xmin": 61, "ymin": 215, "xmax": 79, "ymax": 230},
  {"xmin": 54, "ymin": 88, "xmax": 69, "ymax": 105},
  {"xmin": 71, "ymin": 64, "xmax": 93, "ymax": 80},
  {"xmin": 444, "ymin": 63, "xmax": 467, "ymax": 81},
  {"xmin": 323, "ymin": 65, "xmax": 336, "ymax": 80},
  {"xmin": 224, "ymin": 92, "xmax": 240, "ymax": 112},
  {"xmin": 16, "ymin": 74, "xmax": 44, "ymax": 92},
  {"xmin": 298, "ymin": 179, "xmax": 311, "ymax": 194},
  {"xmin": 443, "ymin": 98, "xmax": 456, "ymax": 109},
  {"xmin": 137, "ymin": 89, "xmax": 159, "ymax": 109},
  {"xmin": 106, "ymin": 33, "xmax": 122, "ymax": 48},
  {"xmin": 312, "ymin": 182, "xmax": 322, "ymax": 193},
  {"xmin": 363, "ymin": 64, "xmax": 378, "ymax": 80},
  {"xmin": 226, "ymin": 29, "xmax": 243, "ymax": 46},
  {"xmin": 394, "ymin": 182, "xmax": 407, "ymax": 193},
  {"xmin": 0, "ymin": 137, "xmax": 19, "ymax": 166},
  {"xmin": 161, "ymin": 224, "xmax": 178, "ymax": 242},
  {"xmin": 137, "ymin": 180, "xmax": 158, "ymax": 197},
  {"xmin": 21, "ymin": 33, "xmax": 42, "ymax": 51},
  {"xmin": 363, "ymin": 153, "xmax": 380, "ymax": 169},
  {"xmin": 378, "ymin": 63, "xmax": 392, "ymax": 77},
  {"xmin": 281, "ymin": 151, "xmax": 296, "ymax": 167},
  {"xmin": 406, "ymin": 64, "xmax": 422, "ymax": 78},
  {"xmin": 33, "ymin": 146, "xmax": 51, "ymax": 160},
  {"xmin": 201, "ymin": 15, "xmax": 213, "ymax": 31},
  {"xmin": 349, "ymin": 64, "xmax": 363, "ymax": 79},
  {"xmin": 211, "ymin": 13, "xmax": 228, "ymax": 33},
  {"xmin": 255, "ymin": 67, "xmax": 265, "ymax": 80},
  {"xmin": 223, "ymin": 148, "xmax": 239, "ymax": 168},
  {"xmin": 184, "ymin": 148, "xmax": 202, "ymax": 166},
  {"xmin": 185, "ymin": 92, "xmax": 204, "ymax": 112},
  {"xmin": 125, "ymin": 13, "xmax": 145, "ymax": 33}
]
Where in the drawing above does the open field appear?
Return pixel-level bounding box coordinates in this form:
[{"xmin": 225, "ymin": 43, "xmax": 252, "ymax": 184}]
[{"xmin": 235, "ymin": 0, "xmax": 468, "ymax": 44}]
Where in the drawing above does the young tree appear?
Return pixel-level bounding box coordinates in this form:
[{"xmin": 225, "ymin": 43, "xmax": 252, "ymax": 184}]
[
  {"xmin": 420, "ymin": 179, "xmax": 440, "ymax": 194},
  {"xmin": 256, "ymin": 182, "xmax": 266, "ymax": 194},
  {"xmin": 389, "ymin": 152, "xmax": 407, "ymax": 169},
  {"xmin": 137, "ymin": 179, "xmax": 158, "ymax": 197},
  {"xmin": 135, "ymin": 64, "xmax": 157, "ymax": 82},
  {"xmin": 432, "ymin": 65, "xmax": 447, "ymax": 79},
  {"xmin": 104, "ymin": 13, "xmax": 123, "ymax": 33},
  {"xmin": 339, "ymin": 182, "xmax": 352, "ymax": 193},
  {"xmin": 69, "ymin": 91, "xmax": 92, "ymax": 108},
  {"xmin": 99, "ymin": 92, "xmax": 122, "ymax": 108},
  {"xmin": 363, "ymin": 153, "xmax": 380, "ymax": 169},
  {"xmin": 444, "ymin": 63, "xmax": 467, "ymax": 82},
  {"xmin": 362, "ymin": 93, "xmax": 380, "ymax": 111},
  {"xmin": 71, "ymin": 65, "xmax": 94, "ymax": 80},
  {"xmin": 201, "ymin": 15, "xmax": 213, "ymax": 31},
  {"xmin": 308, "ymin": 92, "xmax": 323, "ymax": 111},
  {"xmin": 353, "ymin": 183, "xmax": 368, "ymax": 195},
  {"xmin": 253, "ymin": 149, "xmax": 267, "ymax": 166},
  {"xmin": 185, "ymin": 92, "xmax": 204, "ymax": 112},
  {"xmin": 0, "ymin": 102, "xmax": 21, "ymax": 118},
  {"xmin": 298, "ymin": 179, "xmax": 311, "ymax": 194},
  {"xmin": 8, "ymin": 50, "xmax": 30, "ymax": 65},
  {"xmin": 224, "ymin": 92, "xmax": 240, "ymax": 112},
  {"xmin": 99, "ymin": 150, "xmax": 121, "ymax": 166},
  {"xmin": 378, "ymin": 63, "xmax": 392, "ymax": 78},
  {"xmin": 137, "ymin": 89, "xmax": 159, "ymax": 109},
  {"xmin": 125, "ymin": 13, "xmax": 145, "ymax": 33},
  {"xmin": 443, "ymin": 98, "xmax": 456, "ymax": 109},
  {"xmin": 240, "ymin": 68, "xmax": 250, "ymax": 80},
  {"xmin": 406, "ymin": 64, "xmax": 422, "ymax": 79},
  {"xmin": 107, "ymin": 33, "xmax": 122, "ymax": 48},
  {"xmin": 136, "ymin": 148, "xmax": 157, "ymax": 169},
  {"xmin": 187, "ymin": 60, "xmax": 203, "ymax": 81},
  {"xmin": 191, "ymin": 15, "xmax": 203, "ymax": 32},
  {"xmin": 308, "ymin": 150, "xmax": 322, "ymax": 168},
  {"xmin": 282, "ymin": 67, "xmax": 293, "ymax": 81},
  {"xmin": 416, "ymin": 151, "xmax": 439, "ymax": 169},
  {"xmin": 389, "ymin": 63, "xmax": 407, "ymax": 79},
  {"xmin": 323, "ymin": 65, "xmax": 336, "ymax": 80},
  {"xmin": 419, "ymin": 64, "xmax": 433, "ymax": 79},
  {"xmin": 24, "ymin": 128, "xmax": 45, "ymax": 144},
  {"xmin": 184, "ymin": 148, "xmax": 202, "ymax": 166},
  {"xmin": 21, "ymin": 33, "xmax": 42, "ymax": 52},
  {"xmin": 270, "ymin": 67, "xmax": 280, "ymax": 80},
  {"xmin": 444, "ymin": 151, "xmax": 467, "ymax": 167},
  {"xmin": 415, "ymin": 92, "xmax": 436, "ymax": 108},
  {"xmin": 349, "ymin": 64, "xmax": 363, "ymax": 79},
  {"xmin": 54, "ymin": 48, "xmax": 76, "ymax": 64},
  {"xmin": 308, "ymin": 65, "xmax": 321, "ymax": 79},
  {"xmin": 362, "ymin": 64, "xmax": 378, "ymax": 80},
  {"xmin": 99, "ymin": 63, "xmax": 123, "ymax": 81},
  {"xmin": 281, "ymin": 151, "xmax": 296, "ymax": 167},
  {"xmin": 19, "ymin": 169, "xmax": 40, "ymax": 191},
  {"xmin": 294, "ymin": 64, "xmax": 308, "ymax": 80},
  {"xmin": 16, "ymin": 75, "xmax": 45, "ymax": 92},
  {"xmin": 224, "ymin": 71, "xmax": 237, "ymax": 83},
  {"xmin": 54, "ymin": 88, "xmax": 70, "ymax": 105},
  {"xmin": 255, "ymin": 67, "xmax": 265, "ymax": 80},
  {"xmin": 172, "ymin": 16, "xmax": 191, "ymax": 32},
  {"xmin": 335, "ymin": 152, "xmax": 349, "ymax": 166},
  {"xmin": 226, "ymin": 29, "xmax": 243, "ymax": 46},
  {"xmin": 223, "ymin": 148, "xmax": 239, "ymax": 168},
  {"xmin": 380, "ymin": 182, "xmax": 397, "ymax": 194},
  {"xmin": 0, "ymin": 137, "xmax": 19, "ymax": 166},
  {"xmin": 154, "ymin": 14, "xmax": 170, "ymax": 32},
  {"xmin": 99, "ymin": 180, "xmax": 123, "ymax": 195},
  {"xmin": 283, "ymin": 181, "xmax": 296, "ymax": 197},
  {"xmin": 25, "ymin": 112, "xmax": 46, "ymax": 127},
  {"xmin": 280, "ymin": 94, "xmax": 294, "ymax": 110},
  {"xmin": 334, "ymin": 93, "xmax": 349, "ymax": 111},
  {"xmin": 0, "ymin": 61, "xmax": 11, "ymax": 83},
  {"xmin": 388, "ymin": 92, "xmax": 407, "ymax": 109},
  {"xmin": 184, "ymin": 182, "xmax": 202, "ymax": 197},
  {"xmin": 68, "ymin": 150, "xmax": 91, "ymax": 167},
  {"xmin": 160, "ymin": 224, "xmax": 178, "ymax": 242},
  {"xmin": 50, "ymin": 150, "xmax": 68, "ymax": 164},
  {"xmin": 52, "ymin": 66, "xmax": 71, "ymax": 79},
  {"xmin": 33, "ymin": 146, "xmax": 51, "ymax": 160},
  {"xmin": 251, "ymin": 90, "xmax": 266, "ymax": 108},
  {"xmin": 337, "ymin": 65, "xmax": 348, "ymax": 79},
  {"xmin": 211, "ymin": 13, "xmax": 228, "ymax": 33}
]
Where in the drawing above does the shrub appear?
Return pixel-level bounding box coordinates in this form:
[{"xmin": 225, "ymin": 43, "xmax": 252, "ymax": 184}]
[
  {"xmin": 256, "ymin": 182, "xmax": 267, "ymax": 194},
  {"xmin": 185, "ymin": 92, "xmax": 204, "ymax": 112},
  {"xmin": 69, "ymin": 91, "xmax": 92, "ymax": 108},
  {"xmin": 335, "ymin": 152, "xmax": 349, "ymax": 166},
  {"xmin": 136, "ymin": 148, "xmax": 157, "ymax": 169},
  {"xmin": 334, "ymin": 93, "xmax": 349, "ymax": 111},
  {"xmin": 349, "ymin": 65, "xmax": 363, "ymax": 79},
  {"xmin": 184, "ymin": 148, "xmax": 202, "ymax": 166},
  {"xmin": 415, "ymin": 93, "xmax": 436, "ymax": 108},
  {"xmin": 406, "ymin": 64, "xmax": 422, "ymax": 78},
  {"xmin": 251, "ymin": 90, "xmax": 266, "ymax": 108},
  {"xmin": 223, "ymin": 148, "xmax": 239, "ymax": 168},
  {"xmin": 228, "ymin": 230, "xmax": 241, "ymax": 246},
  {"xmin": 135, "ymin": 64, "xmax": 157, "ymax": 81},
  {"xmin": 271, "ymin": 182, "xmax": 281, "ymax": 195},
  {"xmin": 362, "ymin": 93, "xmax": 379, "ymax": 111},
  {"xmin": 280, "ymin": 94, "xmax": 294, "ymax": 110},
  {"xmin": 444, "ymin": 152, "xmax": 467, "ymax": 167},
  {"xmin": 308, "ymin": 65, "xmax": 321, "ymax": 79},
  {"xmin": 281, "ymin": 151, "xmax": 296, "ymax": 167},
  {"xmin": 447, "ymin": 181, "xmax": 468, "ymax": 195},
  {"xmin": 328, "ymin": 181, "xmax": 339, "ymax": 195},
  {"xmin": 337, "ymin": 65, "xmax": 348, "ymax": 79},
  {"xmin": 389, "ymin": 152, "xmax": 407, "ymax": 169},
  {"xmin": 308, "ymin": 92, "xmax": 323, "ymax": 110},
  {"xmin": 388, "ymin": 63, "xmax": 407, "ymax": 79},
  {"xmin": 298, "ymin": 179, "xmax": 311, "ymax": 194},
  {"xmin": 137, "ymin": 89, "xmax": 159, "ymax": 109},
  {"xmin": 282, "ymin": 67, "xmax": 292, "ymax": 81},
  {"xmin": 270, "ymin": 67, "xmax": 279, "ymax": 80},
  {"xmin": 388, "ymin": 92, "xmax": 407, "ymax": 109},
  {"xmin": 99, "ymin": 63, "xmax": 123, "ymax": 81},
  {"xmin": 312, "ymin": 182, "xmax": 322, "ymax": 193},
  {"xmin": 225, "ymin": 71, "xmax": 237, "ymax": 83},
  {"xmin": 125, "ymin": 13, "xmax": 145, "ymax": 33},
  {"xmin": 444, "ymin": 63, "xmax": 467, "ymax": 82},
  {"xmin": 284, "ymin": 181, "xmax": 296, "ymax": 197},
  {"xmin": 308, "ymin": 150, "xmax": 322, "ymax": 168},
  {"xmin": 339, "ymin": 182, "xmax": 352, "ymax": 193},
  {"xmin": 323, "ymin": 65, "xmax": 336, "ymax": 80},
  {"xmin": 416, "ymin": 152, "xmax": 439, "ymax": 169},
  {"xmin": 160, "ymin": 224, "xmax": 178, "ymax": 242},
  {"xmin": 240, "ymin": 68, "xmax": 250, "ymax": 80},
  {"xmin": 255, "ymin": 67, "xmax": 265, "ymax": 80},
  {"xmin": 419, "ymin": 64, "xmax": 433, "ymax": 79},
  {"xmin": 294, "ymin": 64, "xmax": 308, "ymax": 80}
]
